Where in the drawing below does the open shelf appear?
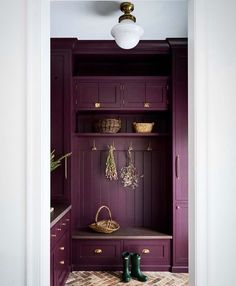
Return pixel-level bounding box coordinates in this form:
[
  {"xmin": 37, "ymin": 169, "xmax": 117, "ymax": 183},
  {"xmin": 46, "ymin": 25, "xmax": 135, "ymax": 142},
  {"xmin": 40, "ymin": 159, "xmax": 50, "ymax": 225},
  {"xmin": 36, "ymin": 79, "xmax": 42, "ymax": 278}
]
[
  {"xmin": 74, "ymin": 132, "xmax": 169, "ymax": 137},
  {"xmin": 72, "ymin": 227, "xmax": 172, "ymax": 240}
]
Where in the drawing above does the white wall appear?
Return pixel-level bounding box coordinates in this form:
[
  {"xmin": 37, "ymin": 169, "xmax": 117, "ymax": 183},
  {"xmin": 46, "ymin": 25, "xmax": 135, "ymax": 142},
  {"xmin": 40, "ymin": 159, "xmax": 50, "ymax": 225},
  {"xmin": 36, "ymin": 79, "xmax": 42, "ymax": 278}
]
[
  {"xmin": 51, "ymin": 1, "xmax": 188, "ymax": 39},
  {"xmin": 206, "ymin": 1, "xmax": 236, "ymax": 284},
  {"xmin": 189, "ymin": 0, "xmax": 236, "ymax": 285},
  {"xmin": 0, "ymin": 1, "xmax": 50, "ymax": 286},
  {"xmin": 0, "ymin": 1, "xmax": 27, "ymax": 284}
]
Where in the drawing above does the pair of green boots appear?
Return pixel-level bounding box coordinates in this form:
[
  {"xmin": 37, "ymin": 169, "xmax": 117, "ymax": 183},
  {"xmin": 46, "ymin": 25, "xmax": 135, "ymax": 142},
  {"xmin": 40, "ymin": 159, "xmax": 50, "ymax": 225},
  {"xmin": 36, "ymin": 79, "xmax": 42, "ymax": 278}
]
[{"xmin": 122, "ymin": 252, "xmax": 148, "ymax": 283}]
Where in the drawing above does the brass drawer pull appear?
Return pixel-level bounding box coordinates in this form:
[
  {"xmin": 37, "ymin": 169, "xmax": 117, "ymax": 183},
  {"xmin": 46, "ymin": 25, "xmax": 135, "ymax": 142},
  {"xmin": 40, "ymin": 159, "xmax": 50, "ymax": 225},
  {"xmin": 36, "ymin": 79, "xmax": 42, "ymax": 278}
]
[
  {"xmin": 95, "ymin": 102, "xmax": 101, "ymax": 108},
  {"xmin": 59, "ymin": 246, "xmax": 65, "ymax": 251},
  {"xmin": 94, "ymin": 248, "xmax": 102, "ymax": 254},
  {"xmin": 144, "ymin": 102, "xmax": 150, "ymax": 108},
  {"xmin": 51, "ymin": 234, "xmax": 56, "ymax": 237},
  {"xmin": 66, "ymin": 218, "xmax": 70, "ymax": 222},
  {"xmin": 62, "ymin": 223, "xmax": 66, "ymax": 226},
  {"xmin": 57, "ymin": 228, "xmax": 62, "ymax": 231},
  {"xmin": 142, "ymin": 248, "xmax": 150, "ymax": 254},
  {"xmin": 59, "ymin": 261, "xmax": 65, "ymax": 265}
]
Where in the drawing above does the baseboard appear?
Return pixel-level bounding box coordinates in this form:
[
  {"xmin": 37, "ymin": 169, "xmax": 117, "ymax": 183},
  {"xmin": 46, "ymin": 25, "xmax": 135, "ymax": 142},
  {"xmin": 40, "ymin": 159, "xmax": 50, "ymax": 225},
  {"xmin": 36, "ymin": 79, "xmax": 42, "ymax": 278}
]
[{"xmin": 171, "ymin": 266, "xmax": 189, "ymax": 273}]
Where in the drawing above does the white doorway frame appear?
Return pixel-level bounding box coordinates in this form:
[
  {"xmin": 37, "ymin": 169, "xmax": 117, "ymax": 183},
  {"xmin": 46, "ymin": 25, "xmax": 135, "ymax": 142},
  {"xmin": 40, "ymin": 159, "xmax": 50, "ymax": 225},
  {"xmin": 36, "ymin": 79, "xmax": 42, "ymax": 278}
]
[{"xmin": 26, "ymin": 0, "xmax": 208, "ymax": 285}]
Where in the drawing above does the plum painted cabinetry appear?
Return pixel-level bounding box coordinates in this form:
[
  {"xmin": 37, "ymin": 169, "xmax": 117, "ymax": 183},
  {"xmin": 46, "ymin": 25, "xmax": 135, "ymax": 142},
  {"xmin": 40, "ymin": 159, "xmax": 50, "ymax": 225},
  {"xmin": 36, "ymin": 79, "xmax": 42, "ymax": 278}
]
[
  {"xmin": 51, "ymin": 39, "xmax": 188, "ymax": 274},
  {"xmin": 51, "ymin": 50, "xmax": 72, "ymax": 204},
  {"xmin": 73, "ymin": 76, "xmax": 169, "ymax": 110},
  {"xmin": 168, "ymin": 39, "xmax": 188, "ymax": 272},
  {"xmin": 51, "ymin": 209, "xmax": 71, "ymax": 286}
]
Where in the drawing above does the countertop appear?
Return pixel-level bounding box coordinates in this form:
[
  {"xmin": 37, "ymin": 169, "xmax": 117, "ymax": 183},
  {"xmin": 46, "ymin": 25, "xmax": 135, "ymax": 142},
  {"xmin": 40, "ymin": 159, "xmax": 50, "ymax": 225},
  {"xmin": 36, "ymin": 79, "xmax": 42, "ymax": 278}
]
[{"xmin": 50, "ymin": 204, "xmax": 71, "ymax": 228}]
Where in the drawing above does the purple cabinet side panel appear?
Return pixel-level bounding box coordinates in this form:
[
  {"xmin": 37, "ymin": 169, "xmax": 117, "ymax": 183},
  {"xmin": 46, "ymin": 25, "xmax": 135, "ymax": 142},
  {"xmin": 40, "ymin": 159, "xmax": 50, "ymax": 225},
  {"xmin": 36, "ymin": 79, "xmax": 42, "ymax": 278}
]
[
  {"xmin": 171, "ymin": 43, "xmax": 188, "ymax": 272},
  {"xmin": 51, "ymin": 50, "xmax": 72, "ymax": 204}
]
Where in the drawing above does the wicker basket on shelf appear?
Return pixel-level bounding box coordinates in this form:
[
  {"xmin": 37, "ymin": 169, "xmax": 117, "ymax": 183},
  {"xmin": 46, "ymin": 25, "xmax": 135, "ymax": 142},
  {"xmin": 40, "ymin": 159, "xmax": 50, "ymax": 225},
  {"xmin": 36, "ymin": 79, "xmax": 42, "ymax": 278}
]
[
  {"xmin": 94, "ymin": 118, "xmax": 121, "ymax": 134},
  {"xmin": 89, "ymin": 205, "xmax": 120, "ymax": 234},
  {"xmin": 133, "ymin": 122, "xmax": 154, "ymax": 133}
]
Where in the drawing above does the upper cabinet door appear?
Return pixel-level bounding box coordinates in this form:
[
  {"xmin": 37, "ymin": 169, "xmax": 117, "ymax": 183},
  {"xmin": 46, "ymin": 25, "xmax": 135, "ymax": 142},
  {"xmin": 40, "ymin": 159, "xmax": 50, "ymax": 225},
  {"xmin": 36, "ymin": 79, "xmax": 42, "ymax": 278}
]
[
  {"xmin": 123, "ymin": 81, "xmax": 146, "ymax": 108},
  {"xmin": 75, "ymin": 80, "xmax": 99, "ymax": 109},
  {"xmin": 123, "ymin": 77, "xmax": 169, "ymax": 110},
  {"xmin": 146, "ymin": 78, "xmax": 169, "ymax": 110},
  {"xmin": 74, "ymin": 78, "xmax": 121, "ymax": 109},
  {"xmin": 99, "ymin": 81, "xmax": 121, "ymax": 108}
]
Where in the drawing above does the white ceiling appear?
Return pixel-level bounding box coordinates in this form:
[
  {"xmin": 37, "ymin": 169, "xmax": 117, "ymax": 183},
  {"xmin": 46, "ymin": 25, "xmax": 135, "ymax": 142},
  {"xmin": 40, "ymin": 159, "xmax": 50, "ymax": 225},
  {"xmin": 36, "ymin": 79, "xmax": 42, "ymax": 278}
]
[{"xmin": 51, "ymin": 1, "xmax": 188, "ymax": 39}]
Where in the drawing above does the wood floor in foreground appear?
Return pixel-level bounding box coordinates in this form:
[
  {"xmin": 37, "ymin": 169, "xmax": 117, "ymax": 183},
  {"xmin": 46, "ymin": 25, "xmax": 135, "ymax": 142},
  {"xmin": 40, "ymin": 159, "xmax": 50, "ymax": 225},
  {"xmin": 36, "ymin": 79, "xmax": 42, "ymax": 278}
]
[{"xmin": 66, "ymin": 271, "xmax": 189, "ymax": 286}]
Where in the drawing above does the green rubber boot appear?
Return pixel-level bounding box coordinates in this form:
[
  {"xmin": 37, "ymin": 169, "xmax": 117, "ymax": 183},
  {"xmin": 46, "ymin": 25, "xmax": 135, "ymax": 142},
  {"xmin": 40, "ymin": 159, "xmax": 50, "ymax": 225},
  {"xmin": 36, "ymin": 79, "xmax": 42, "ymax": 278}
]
[
  {"xmin": 122, "ymin": 252, "xmax": 131, "ymax": 283},
  {"xmin": 130, "ymin": 253, "xmax": 148, "ymax": 282}
]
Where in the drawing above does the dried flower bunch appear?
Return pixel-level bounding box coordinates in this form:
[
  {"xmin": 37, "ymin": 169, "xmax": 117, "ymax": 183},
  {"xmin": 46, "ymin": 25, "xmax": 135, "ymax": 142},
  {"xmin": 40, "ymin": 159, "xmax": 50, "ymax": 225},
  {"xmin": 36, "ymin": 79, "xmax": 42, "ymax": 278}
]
[
  {"xmin": 105, "ymin": 144, "xmax": 118, "ymax": 180},
  {"xmin": 120, "ymin": 147, "xmax": 140, "ymax": 189}
]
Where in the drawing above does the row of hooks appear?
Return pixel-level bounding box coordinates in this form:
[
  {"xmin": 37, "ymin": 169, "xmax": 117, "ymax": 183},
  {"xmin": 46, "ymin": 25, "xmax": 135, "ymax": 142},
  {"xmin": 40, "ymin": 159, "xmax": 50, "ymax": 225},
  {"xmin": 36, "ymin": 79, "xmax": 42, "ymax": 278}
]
[{"xmin": 92, "ymin": 140, "xmax": 152, "ymax": 151}]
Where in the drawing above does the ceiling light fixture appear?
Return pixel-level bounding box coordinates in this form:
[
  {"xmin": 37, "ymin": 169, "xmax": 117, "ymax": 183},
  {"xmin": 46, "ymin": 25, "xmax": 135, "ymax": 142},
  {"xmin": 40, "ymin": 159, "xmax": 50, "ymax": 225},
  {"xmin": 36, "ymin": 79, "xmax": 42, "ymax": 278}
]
[{"xmin": 111, "ymin": 2, "xmax": 144, "ymax": 50}]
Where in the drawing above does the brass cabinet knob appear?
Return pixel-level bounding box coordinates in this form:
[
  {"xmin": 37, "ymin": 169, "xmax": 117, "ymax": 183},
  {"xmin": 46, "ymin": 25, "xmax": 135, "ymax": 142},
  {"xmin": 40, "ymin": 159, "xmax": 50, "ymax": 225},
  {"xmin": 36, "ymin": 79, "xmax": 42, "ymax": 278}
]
[
  {"xmin": 94, "ymin": 248, "xmax": 102, "ymax": 254},
  {"xmin": 57, "ymin": 228, "xmax": 62, "ymax": 231},
  {"xmin": 51, "ymin": 234, "xmax": 56, "ymax": 237},
  {"xmin": 95, "ymin": 102, "xmax": 101, "ymax": 108},
  {"xmin": 66, "ymin": 219, "xmax": 70, "ymax": 222},
  {"xmin": 142, "ymin": 248, "xmax": 150, "ymax": 254},
  {"xmin": 59, "ymin": 261, "xmax": 65, "ymax": 265},
  {"xmin": 176, "ymin": 205, "xmax": 180, "ymax": 210},
  {"xmin": 62, "ymin": 223, "xmax": 66, "ymax": 226},
  {"xmin": 59, "ymin": 247, "xmax": 65, "ymax": 251},
  {"xmin": 144, "ymin": 102, "xmax": 150, "ymax": 108}
]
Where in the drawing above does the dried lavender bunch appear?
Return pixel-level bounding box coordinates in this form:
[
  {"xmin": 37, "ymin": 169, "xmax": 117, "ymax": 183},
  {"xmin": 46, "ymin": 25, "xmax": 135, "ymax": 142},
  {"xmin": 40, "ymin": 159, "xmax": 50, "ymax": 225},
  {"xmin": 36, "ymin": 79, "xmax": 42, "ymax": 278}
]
[
  {"xmin": 120, "ymin": 148, "xmax": 140, "ymax": 190},
  {"xmin": 105, "ymin": 145, "xmax": 118, "ymax": 180}
]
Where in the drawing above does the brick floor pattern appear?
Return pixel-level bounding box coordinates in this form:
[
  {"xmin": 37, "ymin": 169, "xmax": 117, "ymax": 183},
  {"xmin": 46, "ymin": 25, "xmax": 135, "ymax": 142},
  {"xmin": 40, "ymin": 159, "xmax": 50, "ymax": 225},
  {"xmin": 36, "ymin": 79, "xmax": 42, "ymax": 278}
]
[{"xmin": 66, "ymin": 271, "xmax": 189, "ymax": 286}]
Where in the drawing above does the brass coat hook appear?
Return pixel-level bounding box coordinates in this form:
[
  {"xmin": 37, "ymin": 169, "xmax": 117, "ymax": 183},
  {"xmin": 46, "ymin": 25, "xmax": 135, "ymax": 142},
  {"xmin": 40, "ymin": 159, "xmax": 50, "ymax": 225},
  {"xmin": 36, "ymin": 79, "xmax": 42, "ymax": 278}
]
[
  {"xmin": 92, "ymin": 140, "xmax": 97, "ymax": 151},
  {"xmin": 147, "ymin": 141, "xmax": 152, "ymax": 151},
  {"xmin": 129, "ymin": 141, "xmax": 133, "ymax": 151}
]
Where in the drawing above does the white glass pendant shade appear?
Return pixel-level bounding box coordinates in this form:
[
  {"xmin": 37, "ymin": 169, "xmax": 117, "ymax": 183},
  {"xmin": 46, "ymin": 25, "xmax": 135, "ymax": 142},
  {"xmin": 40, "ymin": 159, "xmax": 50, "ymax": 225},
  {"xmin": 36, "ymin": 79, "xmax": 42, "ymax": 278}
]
[{"xmin": 111, "ymin": 19, "xmax": 144, "ymax": 50}]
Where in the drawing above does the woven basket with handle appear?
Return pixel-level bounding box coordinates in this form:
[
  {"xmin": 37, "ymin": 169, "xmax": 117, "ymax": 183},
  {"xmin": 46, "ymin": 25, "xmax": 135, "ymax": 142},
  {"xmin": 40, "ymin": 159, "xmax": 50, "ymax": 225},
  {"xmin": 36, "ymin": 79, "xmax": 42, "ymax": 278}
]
[{"xmin": 89, "ymin": 205, "xmax": 120, "ymax": 234}]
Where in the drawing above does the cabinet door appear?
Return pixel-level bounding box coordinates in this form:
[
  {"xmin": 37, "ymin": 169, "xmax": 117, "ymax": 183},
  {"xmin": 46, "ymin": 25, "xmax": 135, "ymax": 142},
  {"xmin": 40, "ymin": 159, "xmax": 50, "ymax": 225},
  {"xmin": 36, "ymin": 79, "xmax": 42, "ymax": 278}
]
[
  {"xmin": 173, "ymin": 49, "xmax": 188, "ymax": 201},
  {"xmin": 123, "ymin": 78, "xmax": 169, "ymax": 110},
  {"xmin": 99, "ymin": 81, "xmax": 121, "ymax": 108},
  {"xmin": 170, "ymin": 41, "xmax": 188, "ymax": 272},
  {"xmin": 123, "ymin": 80, "xmax": 146, "ymax": 108},
  {"xmin": 173, "ymin": 202, "xmax": 188, "ymax": 268},
  {"xmin": 74, "ymin": 78, "xmax": 121, "ymax": 109},
  {"xmin": 146, "ymin": 78, "xmax": 169, "ymax": 110},
  {"xmin": 76, "ymin": 80, "xmax": 99, "ymax": 109},
  {"xmin": 51, "ymin": 51, "xmax": 71, "ymax": 203}
]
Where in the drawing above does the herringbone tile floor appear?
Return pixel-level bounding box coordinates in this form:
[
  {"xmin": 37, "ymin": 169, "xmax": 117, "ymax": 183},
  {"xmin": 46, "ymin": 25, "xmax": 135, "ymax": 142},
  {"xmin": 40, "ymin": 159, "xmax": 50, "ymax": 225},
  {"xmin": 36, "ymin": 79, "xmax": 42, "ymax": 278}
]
[{"xmin": 66, "ymin": 271, "xmax": 189, "ymax": 286}]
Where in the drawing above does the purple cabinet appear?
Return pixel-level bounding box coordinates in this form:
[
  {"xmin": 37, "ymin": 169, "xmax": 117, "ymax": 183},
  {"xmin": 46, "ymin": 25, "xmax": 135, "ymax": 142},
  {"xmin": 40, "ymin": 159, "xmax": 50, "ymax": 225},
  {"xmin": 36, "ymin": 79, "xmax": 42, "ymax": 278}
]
[
  {"xmin": 173, "ymin": 202, "xmax": 188, "ymax": 268},
  {"xmin": 124, "ymin": 239, "xmax": 171, "ymax": 271},
  {"xmin": 73, "ymin": 76, "xmax": 169, "ymax": 110},
  {"xmin": 73, "ymin": 77, "xmax": 121, "ymax": 109},
  {"xmin": 123, "ymin": 77, "xmax": 169, "ymax": 110},
  {"xmin": 72, "ymin": 239, "xmax": 122, "ymax": 270},
  {"xmin": 168, "ymin": 39, "xmax": 188, "ymax": 272},
  {"xmin": 51, "ymin": 210, "xmax": 71, "ymax": 286},
  {"xmin": 72, "ymin": 238, "xmax": 171, "ymax": 271},
  {"xmin": 51, "ymin": 50, "xmax": 72, "ymax": 204}
]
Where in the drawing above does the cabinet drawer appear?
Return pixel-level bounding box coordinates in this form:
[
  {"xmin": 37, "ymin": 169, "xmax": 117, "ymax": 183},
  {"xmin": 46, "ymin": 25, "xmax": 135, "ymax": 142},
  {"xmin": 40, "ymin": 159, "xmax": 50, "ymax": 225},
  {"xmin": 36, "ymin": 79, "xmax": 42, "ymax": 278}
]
[
  {"xmin": 51, "ymin": 211, "xmax": 71, "ymax": 250},
  {"xmin": 73, "ymin": 239, "xmax": 122, "ymax": 268},
  {"xmin": 124, "ymin": 239, "xmax": 170, "ymax": 266}
]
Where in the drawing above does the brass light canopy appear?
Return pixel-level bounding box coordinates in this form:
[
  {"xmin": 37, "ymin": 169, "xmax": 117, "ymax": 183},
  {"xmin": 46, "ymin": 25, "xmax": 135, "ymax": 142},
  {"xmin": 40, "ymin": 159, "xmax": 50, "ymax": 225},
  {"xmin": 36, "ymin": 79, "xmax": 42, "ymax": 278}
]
[
  {"xmin": 111, "ymin": 2, "xmax": 144, "ymax": 49},
  {"xmin": 119, "ymin": 2, "xmax": 136, "ymax": 23}
]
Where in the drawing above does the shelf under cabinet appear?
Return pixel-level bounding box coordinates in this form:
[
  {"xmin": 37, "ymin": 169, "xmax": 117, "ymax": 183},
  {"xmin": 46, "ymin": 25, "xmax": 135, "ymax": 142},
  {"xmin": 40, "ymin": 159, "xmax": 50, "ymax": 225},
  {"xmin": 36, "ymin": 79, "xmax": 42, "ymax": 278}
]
[
  {"xmin": 74, "ymin": 132, "xmax": 169, "ymax": 137},
  {"xmin": 72, "ymin": 227, "xmax": 172, "ymax": 240}
]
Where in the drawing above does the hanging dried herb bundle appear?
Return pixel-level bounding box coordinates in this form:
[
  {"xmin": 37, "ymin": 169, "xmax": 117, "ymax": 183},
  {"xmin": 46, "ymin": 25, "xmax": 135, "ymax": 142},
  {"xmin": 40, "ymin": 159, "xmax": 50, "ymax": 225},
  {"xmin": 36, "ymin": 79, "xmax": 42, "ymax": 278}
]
[
  {"xmin": 105, "ymin": 145, "xmax": 118, "ymax": 180},
  {"xmin": 120, "ymin": 147, "xmax": 140, "ymax": 190}
]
